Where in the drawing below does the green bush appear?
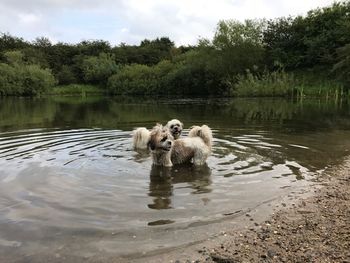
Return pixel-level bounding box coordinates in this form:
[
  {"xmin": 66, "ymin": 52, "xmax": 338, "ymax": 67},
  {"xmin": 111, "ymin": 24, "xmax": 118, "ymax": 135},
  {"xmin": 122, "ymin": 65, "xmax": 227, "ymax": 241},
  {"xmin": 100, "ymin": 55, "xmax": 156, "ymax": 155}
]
[
  {"xmin": 0, "ymin": 51, "xmax": 56, "ymax": 96},
  {"xmin": 232, "ymin": 70, "xmax": 297, "ymax": 97},
  {"xmin": 107, "ymin": 64, "xmax": 158, "ymax": 95},
  {"xmin": 21, "ymin": 64, "xmax": 56, "ymax": 95},
  {"xmin": 0, "ymin": 63, "xmax": 22, "ymax": 95},
  {"xmin": 56, "ymin": 65, "xmax": 78, "ymax": 85},
  {"xmin": 81, "ymin": 52, "xmax": 118, "ymax": 85},
  {"xmin": 332, "ymin": 44, "xmax": 350, "ymax": 90},
  {"xmin": 107, "ymin": 53, "xmax": 223, "ymax": 96}
]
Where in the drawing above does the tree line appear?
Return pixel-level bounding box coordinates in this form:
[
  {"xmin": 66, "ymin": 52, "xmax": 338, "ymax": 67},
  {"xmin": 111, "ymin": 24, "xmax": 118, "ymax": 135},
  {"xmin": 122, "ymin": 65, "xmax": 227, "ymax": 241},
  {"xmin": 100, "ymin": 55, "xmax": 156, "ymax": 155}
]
[{"xmin": 0, "ymin": 1, "xmax": 349, "ymax": 97}]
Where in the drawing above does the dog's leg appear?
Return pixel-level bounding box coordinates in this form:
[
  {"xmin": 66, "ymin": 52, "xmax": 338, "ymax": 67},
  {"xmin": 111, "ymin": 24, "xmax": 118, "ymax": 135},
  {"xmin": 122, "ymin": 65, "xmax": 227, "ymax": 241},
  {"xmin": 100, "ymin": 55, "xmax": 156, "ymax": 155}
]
[
  {"xmin": 151, "ymin": 151, "xmax": 173, "ymax": 167},
  {"xmin": 193, "ymin": 152, "xmax": 206, "ymax": 166}
]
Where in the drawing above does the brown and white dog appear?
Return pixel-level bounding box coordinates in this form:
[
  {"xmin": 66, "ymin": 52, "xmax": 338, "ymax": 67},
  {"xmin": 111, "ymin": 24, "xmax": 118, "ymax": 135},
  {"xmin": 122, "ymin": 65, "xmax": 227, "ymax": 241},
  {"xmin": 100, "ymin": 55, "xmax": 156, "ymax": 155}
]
[
  {"xmin": 148, "ymin": 124, "xmax": 212, "ymax": 166},
  {"xmin": 132, "ymin": 119, "xmax": 183, "ymax": 150}
]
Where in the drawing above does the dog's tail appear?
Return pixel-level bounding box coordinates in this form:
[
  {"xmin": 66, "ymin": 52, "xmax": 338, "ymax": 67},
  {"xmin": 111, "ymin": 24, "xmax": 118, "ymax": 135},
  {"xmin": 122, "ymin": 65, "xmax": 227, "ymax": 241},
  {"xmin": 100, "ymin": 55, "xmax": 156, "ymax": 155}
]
[
  {"xmin": 132, "ymin": 127, "xmax": 150, "ymax": 150},
  {"xmin": 188, "ymin": 125, "xmax": 213, "ymax": 149}
]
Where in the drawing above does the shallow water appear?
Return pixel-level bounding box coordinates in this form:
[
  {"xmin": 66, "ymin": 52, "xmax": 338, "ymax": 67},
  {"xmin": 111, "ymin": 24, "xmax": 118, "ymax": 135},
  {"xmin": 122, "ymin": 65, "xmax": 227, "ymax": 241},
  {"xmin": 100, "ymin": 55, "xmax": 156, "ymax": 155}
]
[{"xmin": 0, "ymin": 97, "xmax": 350, "ymax": 260}]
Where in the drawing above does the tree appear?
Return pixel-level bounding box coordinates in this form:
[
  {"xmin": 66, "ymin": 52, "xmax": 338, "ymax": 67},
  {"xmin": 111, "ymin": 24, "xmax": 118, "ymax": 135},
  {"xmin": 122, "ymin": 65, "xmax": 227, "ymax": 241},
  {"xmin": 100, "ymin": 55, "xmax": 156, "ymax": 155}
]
[
  {"xmin": 301, "ymin": 2, "xmax": 350, "ymax": 67},
  {"xmin": 0, "ymin": 51, "xmax": 56, "ymax": 96},
  {"xmin": 3, "ymin": 50, "xmax": 24, "ymax": 65},
  {"xmin": 81, "ymin": 53, "xmax": 118, "ymax": 85},
  {"xmin": 263, "ymin": 17, "xmax": 302, "ymax": 69},
  {"xmin": 21, "ymin": 64, "xmax": 56, "ymax": 95},
  {"xmin": 211, "ymin": 19, "xmax": 266, "ymax": 77},
  {"xmin": 107, "ymin": 64, "xmax": 158, "ymax": 95},
  {"xmin": 0, "ymin": 63, "xmax": 21, "ymax": 95},
  {"xmin": 21, "ymin": 47, "xmax": 50, "ymax": 68},
  {"xmin": 112, "ymin": 37, "xmax": 175, "ymax": 66},
  {"xmin": 33, "ymin": 37, "xmax": 52, "ymax": 49},
  {"xmin": 333, "ymin": 44, "xmax": 350, "ymax": 89},
  {"xmin": 0, "ymin": 33, "xmax": 29, "ymax": 54},
  {"xmin": 263, "ymin": 1, "xmax": 350, "ymax": 70},
  {"xmin": 76, "ymin": 40, "xmax": 112, "ymax": 56},
  {"xmin": 213, "ymin": 19, "xmax": 265, "ymax": 49},
  {"xmin": 56, "ymin": 65, "xmax": 78, "ymax": 85}
]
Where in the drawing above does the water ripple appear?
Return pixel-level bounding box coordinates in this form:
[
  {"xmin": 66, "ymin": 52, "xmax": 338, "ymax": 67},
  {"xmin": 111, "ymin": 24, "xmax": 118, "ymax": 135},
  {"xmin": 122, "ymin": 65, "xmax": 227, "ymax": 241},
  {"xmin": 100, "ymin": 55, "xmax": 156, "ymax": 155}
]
[
  {"xmin": 0, "ymin": 127, "xmax": 320, "ymax": 260},
  {"xmin": 0, "ymin": 128, "xmax": 127, "ymax": 161}
]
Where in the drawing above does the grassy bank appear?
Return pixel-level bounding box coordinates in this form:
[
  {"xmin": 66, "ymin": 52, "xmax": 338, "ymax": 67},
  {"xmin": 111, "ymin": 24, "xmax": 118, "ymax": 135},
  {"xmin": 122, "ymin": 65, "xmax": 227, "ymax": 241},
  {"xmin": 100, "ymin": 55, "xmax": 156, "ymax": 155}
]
[{"xmin": 48, "ymin": 84, "xmax": 105, "ymax": 96}]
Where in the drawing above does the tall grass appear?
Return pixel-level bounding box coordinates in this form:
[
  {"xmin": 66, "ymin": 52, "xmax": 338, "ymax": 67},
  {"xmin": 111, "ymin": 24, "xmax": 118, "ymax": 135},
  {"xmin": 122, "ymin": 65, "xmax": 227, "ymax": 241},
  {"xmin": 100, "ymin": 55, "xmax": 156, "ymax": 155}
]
[
  {"xmin": 294, "ymin": 80, "xmax": 344, "ymax": 100},
  {"xmin": 231, "ymin": 70, "xmax": 296, "ymax": 97},
  {"xmin": 231, "ymin": 69, "xmax": 345, "ymax": 98}
]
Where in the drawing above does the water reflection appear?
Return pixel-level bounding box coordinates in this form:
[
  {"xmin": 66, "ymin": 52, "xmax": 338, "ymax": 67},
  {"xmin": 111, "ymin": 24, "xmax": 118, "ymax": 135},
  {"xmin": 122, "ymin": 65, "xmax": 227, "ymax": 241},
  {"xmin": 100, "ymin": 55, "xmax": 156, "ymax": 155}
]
[
  {"xmin": 133, "ymin": 148, "xmax": 151, "ymax": 163},
  {"xmin": 148, "ymin": 166, "xmax": 173, "ymax": 210},
  {"xmin": 148, "ymin": 164, "xmax": 212, "ymax": 210},
  {"xmin": 1, "ymin": 97, "xmax": 350, "ymax": 132}
]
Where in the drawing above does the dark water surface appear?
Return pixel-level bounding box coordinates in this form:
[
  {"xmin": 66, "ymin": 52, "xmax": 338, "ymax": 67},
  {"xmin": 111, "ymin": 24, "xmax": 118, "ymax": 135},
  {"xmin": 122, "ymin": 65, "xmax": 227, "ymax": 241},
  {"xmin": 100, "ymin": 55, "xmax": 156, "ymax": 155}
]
[{"xmin": 0, "ymin": 97, "xmax": 350, "ymax": 261}]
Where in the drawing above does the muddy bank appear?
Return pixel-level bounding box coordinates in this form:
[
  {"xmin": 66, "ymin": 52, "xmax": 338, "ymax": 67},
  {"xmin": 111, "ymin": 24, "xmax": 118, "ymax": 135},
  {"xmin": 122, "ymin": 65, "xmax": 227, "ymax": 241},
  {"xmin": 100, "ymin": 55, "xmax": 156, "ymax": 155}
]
[{"xmin": 137, "ymin": 157, "xmax": 350, "ymax": 263}]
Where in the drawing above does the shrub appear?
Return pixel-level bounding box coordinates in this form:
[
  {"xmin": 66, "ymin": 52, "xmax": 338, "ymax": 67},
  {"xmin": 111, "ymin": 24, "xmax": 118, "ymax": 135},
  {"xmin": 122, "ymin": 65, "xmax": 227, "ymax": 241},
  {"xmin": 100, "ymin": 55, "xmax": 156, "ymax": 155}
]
[
  {"xmin": 0, "ymin": 51, "xmax": 56, "ymax": 96},
  {"xmin": 81, "ymin": 53, "xmax": 118, "ymax": 85},
  {"xmin": 232, "ymin": 70, "xmax": 297, "ymax": 97},
  {"xmin": 107, "ymin": 64, "xmax": 158, "ymax": 95},
  {"xmin": 21, "ymin": 64, "xmax": 56, "ymax": 95}
]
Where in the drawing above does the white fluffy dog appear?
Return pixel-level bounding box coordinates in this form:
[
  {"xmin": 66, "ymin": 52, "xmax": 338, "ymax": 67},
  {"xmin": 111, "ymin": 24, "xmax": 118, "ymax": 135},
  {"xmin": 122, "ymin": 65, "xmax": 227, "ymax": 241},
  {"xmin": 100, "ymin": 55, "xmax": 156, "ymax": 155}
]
[
  {"xmin": 165, "ymin": 119, "xmax": 183, "ymax": 139},
  {"xmin": 148, "ymin": 124, "xmax": 212, "ymax": 166},
  {"xmin": 133, "ymin": 119, "xmax": 183, "ymax": 150}
]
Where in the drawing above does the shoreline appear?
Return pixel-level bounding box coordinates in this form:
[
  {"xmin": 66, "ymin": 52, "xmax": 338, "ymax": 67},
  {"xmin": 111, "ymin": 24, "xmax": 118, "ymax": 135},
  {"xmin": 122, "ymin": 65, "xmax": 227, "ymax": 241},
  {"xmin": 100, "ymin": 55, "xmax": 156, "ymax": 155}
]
[{"xmin": 135, "ymin": 157, "xmax": 350, "ymax": 263}]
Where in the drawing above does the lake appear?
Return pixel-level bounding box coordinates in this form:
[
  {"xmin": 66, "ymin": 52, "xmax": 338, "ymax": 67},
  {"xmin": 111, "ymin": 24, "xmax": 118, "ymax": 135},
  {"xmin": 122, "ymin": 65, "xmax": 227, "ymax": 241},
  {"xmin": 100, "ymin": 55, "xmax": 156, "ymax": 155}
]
[{"xmin": 0, "ymin": 96, "xmax": 350, "ymax": 261}]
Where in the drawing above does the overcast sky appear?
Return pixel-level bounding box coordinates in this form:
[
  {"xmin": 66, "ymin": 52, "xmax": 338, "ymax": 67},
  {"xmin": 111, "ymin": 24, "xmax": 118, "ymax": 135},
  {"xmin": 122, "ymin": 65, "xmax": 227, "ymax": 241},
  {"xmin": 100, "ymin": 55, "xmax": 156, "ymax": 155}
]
[{"xmin": 0, "ymin": 0, "xmax": 336, "ymax": 46}]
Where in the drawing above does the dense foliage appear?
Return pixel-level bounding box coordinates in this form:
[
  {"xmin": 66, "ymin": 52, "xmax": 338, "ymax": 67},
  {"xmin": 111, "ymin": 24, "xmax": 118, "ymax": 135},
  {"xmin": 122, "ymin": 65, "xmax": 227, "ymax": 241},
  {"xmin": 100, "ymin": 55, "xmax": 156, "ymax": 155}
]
[
  {"xmin": 0, "ymin": 51, "xmax": 56, "ymax": 96},
  {"xmin": 0, "ymin": 1, "xmax": 349, "ymax": 97}
]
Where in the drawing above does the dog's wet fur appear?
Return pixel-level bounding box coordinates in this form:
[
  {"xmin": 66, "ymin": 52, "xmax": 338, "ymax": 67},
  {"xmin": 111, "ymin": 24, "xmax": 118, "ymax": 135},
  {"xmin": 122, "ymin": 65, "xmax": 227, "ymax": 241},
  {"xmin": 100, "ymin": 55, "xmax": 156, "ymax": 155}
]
[
  {"xmin": 148, "ymin": 124, "xmax": 212, "ymax": 167},
  {"xmin": 133, "ymin": 119, "xmax": 183, "ymax": 150}
]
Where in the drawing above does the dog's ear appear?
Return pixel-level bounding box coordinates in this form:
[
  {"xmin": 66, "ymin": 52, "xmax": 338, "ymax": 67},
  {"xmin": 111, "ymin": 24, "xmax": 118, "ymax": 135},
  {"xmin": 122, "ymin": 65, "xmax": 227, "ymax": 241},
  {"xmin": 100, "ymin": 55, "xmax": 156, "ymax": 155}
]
[
  {"xmin": 153, "ymin": 123, "xmax": 162, "ymax": 130},
  {"xmin": 162, "ymin": 126, "xmax": 170, "ymax": 132},
  {"xmin": 148, "ymin": 140, "xmax": 155, "ymax": 151}
]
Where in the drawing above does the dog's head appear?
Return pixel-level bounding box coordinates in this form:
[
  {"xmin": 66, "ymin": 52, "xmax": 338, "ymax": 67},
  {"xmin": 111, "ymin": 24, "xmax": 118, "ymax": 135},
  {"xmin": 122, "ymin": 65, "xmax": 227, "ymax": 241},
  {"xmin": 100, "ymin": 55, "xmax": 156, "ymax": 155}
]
[
  {"xmin": 148, "ymin": 124, "xmax": 174, "ymax": 152},
  {"xmin": 166, "ymin": 119, "xmax": 183, "ymax": 139}
]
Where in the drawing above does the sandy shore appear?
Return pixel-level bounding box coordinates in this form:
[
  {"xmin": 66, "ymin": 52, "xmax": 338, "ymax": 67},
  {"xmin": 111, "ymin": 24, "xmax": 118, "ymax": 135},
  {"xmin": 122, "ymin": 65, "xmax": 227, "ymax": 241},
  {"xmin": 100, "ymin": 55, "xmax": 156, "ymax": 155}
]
[{"xmin": 136, "ymin": 157, "xmax": 350, "ymax": 263}]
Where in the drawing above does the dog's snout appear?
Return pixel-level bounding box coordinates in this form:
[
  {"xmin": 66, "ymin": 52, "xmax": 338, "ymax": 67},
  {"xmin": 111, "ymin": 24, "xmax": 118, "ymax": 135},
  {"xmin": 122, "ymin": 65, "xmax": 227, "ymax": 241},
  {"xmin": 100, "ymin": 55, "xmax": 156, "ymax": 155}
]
[
  {"xmin": 167, "ymin": 140, "xmax": 172, "ymax": 146},
  {"xmin": 174, "ymin": 126, "xmax": 179, "ymax": 131}
]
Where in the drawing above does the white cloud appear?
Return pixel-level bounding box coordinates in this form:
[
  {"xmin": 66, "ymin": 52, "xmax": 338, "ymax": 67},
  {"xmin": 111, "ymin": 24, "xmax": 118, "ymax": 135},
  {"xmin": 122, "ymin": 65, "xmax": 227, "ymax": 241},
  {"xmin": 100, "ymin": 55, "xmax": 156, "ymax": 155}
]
[
  {"xmin": 0, "ymin": 0, "xmax": 337, "ymax": 45},
  {"xmin": 18, "ymin": 13, "xmax": 41, "ymax": 24}
]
